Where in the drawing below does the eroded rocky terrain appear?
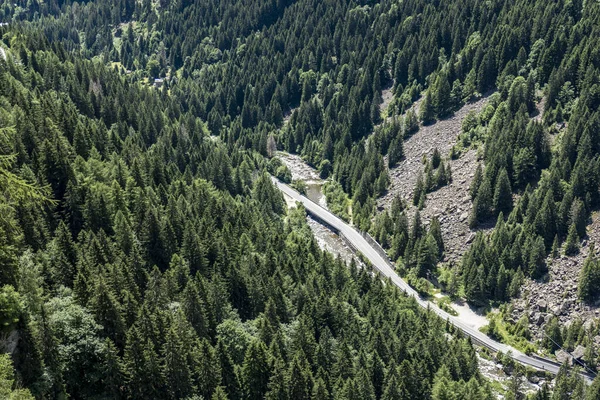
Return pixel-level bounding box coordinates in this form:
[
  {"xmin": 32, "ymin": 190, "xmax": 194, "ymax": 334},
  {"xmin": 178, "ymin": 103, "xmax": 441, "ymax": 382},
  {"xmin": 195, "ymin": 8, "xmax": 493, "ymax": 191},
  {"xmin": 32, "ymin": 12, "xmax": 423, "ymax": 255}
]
[
  {"xmin": 511, "ymin": 213, "xmax": 600, "ymax": 341},
  {"xmin": 378, "ymin": 95, "xmax": 491, "ymax": 261}
]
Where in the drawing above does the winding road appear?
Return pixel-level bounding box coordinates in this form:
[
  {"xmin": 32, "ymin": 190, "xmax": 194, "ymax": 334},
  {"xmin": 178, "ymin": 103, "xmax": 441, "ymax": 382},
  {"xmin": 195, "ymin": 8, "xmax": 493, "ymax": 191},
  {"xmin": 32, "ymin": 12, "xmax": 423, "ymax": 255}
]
[{"xmin": 273, "ymin": 177, "xmax": 593, "ymax": 380}]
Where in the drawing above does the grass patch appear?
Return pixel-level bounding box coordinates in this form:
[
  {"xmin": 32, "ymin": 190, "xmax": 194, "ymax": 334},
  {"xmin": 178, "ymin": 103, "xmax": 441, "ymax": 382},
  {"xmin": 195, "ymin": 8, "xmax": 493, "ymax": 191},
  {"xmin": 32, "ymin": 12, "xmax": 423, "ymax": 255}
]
[
  {"xmin": 436, "ymin": 296, "xmax": 459, "ymax": 316},
  {"xmin": 480, "ymin": 312, "xmax": 538, "ymax": 355}
]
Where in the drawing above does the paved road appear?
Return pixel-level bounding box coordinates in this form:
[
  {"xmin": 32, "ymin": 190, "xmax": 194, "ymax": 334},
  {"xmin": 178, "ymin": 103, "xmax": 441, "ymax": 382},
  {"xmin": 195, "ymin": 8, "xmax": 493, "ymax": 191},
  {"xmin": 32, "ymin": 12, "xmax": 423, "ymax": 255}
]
[{"xmin": 273, "ymin": 177, "xmax": 591, "ymax": 379}]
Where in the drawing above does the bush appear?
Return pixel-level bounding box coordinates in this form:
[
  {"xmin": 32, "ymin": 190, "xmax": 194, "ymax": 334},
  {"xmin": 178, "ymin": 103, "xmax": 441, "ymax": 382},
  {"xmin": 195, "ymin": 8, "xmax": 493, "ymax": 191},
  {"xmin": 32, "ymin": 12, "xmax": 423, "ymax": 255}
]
[
  {"xmin": 0, "ymin": 286, "xmax": 22, "ymax": 331},
  {"xmin": 275, "ymin": 165, "xmax": 292, "ymax": 183}
]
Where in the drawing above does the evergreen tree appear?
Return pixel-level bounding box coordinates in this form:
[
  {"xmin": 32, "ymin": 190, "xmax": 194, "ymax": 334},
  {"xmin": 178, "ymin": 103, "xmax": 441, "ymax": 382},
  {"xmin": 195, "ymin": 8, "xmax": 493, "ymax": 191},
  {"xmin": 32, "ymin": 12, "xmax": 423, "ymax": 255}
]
[
  {"xmin": 578, "ymin": 245, "xmax": 599, "ymax": 303},
  {"xmin": 420, "ymin": 90, "xmax": 436, "ymax": 125},
  {"xmin": 388, "ymin": 137, "xmax": 403, "ymax": 168},
  {"xmin": 429, "ymin": 216, "xmax": 444, "ymax": 257},
  {"xmin": 565, "ymin": 223, "xmax": 580, "ymax": 256},
  {"xmin": 470, "ymin": 177, "xmax": 492, "ymax": 228},
  {"xmin": 242, "ymin": 340, "xmax": 271, "ymax": 400},
  {"xmin": 493, "ymin": 168, "xmax": 512, "ymax": 215},
  {"xmin": 162, "ymin": 325, "xmax": 194, "ymax": 399},
  {"xmin": 434, "ymin": 74, "xmax": 452, "ymax": 117},
  {"xmin": 470, "ymin": 164, "xmax": 483, "ymax": 200},
  {"xmin": 413, "ymin": 172, "xmax": 425, "ymax": 207},
  {"xmin": 195, "ymin": 339, "xmax": 222, "ymax": 399}
]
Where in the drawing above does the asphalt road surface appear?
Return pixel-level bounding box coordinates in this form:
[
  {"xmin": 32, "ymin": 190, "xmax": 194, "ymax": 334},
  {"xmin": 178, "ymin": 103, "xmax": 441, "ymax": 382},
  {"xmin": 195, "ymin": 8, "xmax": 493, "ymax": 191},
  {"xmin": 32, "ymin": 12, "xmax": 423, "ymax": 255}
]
[{"xmin": 273, "ymin": 177, "xmax": 591, "ymax": 379}]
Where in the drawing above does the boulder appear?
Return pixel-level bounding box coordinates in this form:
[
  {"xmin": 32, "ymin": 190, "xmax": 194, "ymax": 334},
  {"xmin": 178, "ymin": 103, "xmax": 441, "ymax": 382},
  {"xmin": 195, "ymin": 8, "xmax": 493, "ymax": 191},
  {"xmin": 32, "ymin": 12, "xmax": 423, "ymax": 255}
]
[
  {"xmin": 533, "ymin": 313, "xmax": 545, "ymax": 326},
  {"xmin": 465, "ymin": 233, "xmax": 476, "ymax": 244},
  {"xmin": 572, "ymin": 345, "xmax": 586, "ymax": 361},
  {"xmin": 555, "ymin": 350, "xmax": 572, "ymax": 366},
  {"xmin": 537, "ymin": 300, "xmax": 547, "ymax": 312}
]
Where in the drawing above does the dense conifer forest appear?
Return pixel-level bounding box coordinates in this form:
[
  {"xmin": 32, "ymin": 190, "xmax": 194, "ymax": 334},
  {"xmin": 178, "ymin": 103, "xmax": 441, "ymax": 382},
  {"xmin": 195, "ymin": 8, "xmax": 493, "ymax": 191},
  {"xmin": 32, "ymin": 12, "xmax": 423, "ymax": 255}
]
[{"xmin": 1, "ymin": 0, "xmax": 600, "ymax": 398}]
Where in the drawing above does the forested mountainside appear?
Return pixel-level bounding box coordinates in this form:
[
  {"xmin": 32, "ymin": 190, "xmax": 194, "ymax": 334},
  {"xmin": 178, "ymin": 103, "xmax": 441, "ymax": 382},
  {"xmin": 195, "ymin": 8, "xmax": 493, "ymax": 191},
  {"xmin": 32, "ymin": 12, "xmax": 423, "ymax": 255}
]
[
  {"xmin": 0, "ymin": 27, "xmax": 496, "ymax": 400},
  {"xmin": 1, "ymin": 0, "xmax": 600, "ymax": 398}
]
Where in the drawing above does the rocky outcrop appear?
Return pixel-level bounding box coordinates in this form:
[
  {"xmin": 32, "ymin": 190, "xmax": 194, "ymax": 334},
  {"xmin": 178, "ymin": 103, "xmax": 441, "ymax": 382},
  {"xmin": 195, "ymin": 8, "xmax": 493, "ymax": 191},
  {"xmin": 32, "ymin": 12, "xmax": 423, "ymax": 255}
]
[
  {"xmin": 511, "ymin": 212, "xmax": 600, "ymax": 339},
  {"xmin": 378, "ymin": 95, "xmax": 492, "ymax": 262}
]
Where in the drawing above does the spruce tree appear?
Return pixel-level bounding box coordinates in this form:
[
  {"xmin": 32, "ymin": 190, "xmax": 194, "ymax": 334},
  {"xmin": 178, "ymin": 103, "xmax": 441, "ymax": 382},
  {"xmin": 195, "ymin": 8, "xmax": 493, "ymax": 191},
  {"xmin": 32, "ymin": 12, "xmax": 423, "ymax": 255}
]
[
  {"xmin": 564, "ymin": 223, "xmax": 580, "ymax": 256},
  {"xmin": 162, "ymin": 326, "xmax": 193, "ymax": 400},
  {"xmin": 420, "ymin": 90, "xmax": 436, "ymax": 125},
  {"xmin": 195, "ymin": 339, "xmax": 222, "ymax": 399},
  {"xmin": 470, "ymin": 164, "xmax": 483, "ymax": 200},
  {"xmin": 413, "ymin": 172, "xmax": 425, "ymax": 207},
  {"xmin": 578, "ymin": 245, "xmax": 599, "ymax": 303},
  {"xmin": 469, "ymin": 177, "xmax": 492, "ymax": 228},
  {"xmin": 434, "ymin": 74, "xmax": 452, "ymax": 117},
  {"xmin": 431, "ymin": 148, "xmax": 441, "ymax": 169},
  {"xmin": 493, "ymin": 168, "xmax": 512, "ymax": 215},
  {"xmin": 429, "ymin": 216, "xmax": 444, "ymax": 257},
  {"xmin": 241, "ymin": 340, "xmax": 271, "ymax": 400},
  {"xmin": 435, "ymin": 161, "xmax": 448, "ymax": 187},
  {"xmin": 212, "ymin": 386, "xmax": 229, "ymax": 400},
  {"xmin": 287, "ymin": 353, "xmax": 313, "ymax": 400},
  {"xmin": 312, "ymin": 377, "xmax": 330, "ymax": 400},
  {"xmin": 388, "ymin": 137, "xmax": 403, "ymax": 168}
]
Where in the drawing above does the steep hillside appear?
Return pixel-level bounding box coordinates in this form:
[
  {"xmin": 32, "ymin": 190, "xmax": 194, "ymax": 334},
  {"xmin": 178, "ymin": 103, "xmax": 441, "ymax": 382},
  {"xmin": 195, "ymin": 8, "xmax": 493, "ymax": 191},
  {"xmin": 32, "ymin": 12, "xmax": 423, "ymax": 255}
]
[{"xmin": 378, "ymin": 95, "xmax": 492, "ymax": 262}]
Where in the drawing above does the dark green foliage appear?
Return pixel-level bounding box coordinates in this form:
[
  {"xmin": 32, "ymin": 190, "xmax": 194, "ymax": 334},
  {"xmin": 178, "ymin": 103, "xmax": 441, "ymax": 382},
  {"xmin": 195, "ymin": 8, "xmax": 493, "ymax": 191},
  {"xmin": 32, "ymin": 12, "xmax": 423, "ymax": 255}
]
[
  {"xmin": 470, "ymin": 164, "xmax": 483, "ymax": 201},
  {"xmin": 420, "ymin": 90, "xmax": 436, "ymax": 125},
  {"xmin": 388, "ymin": 137, "xmax": 404, "ymax": 168},
  {"xmin": 469, "ymin": 177, "xmax": 492, "ymax": 228},
  {"xmin": 578, "ymin": 245, "xmax": 600, "ymax": 303},
  {"xmin": 493, "ymin": 168, "xmax": 513, "ymax": 215},
  {"xmin": 3, "ymin": 0, "xmax": 600, "ymax": 396},
  {"xmin": 565, "ymin": 223, "xmax": 580, "ymax": 256}
]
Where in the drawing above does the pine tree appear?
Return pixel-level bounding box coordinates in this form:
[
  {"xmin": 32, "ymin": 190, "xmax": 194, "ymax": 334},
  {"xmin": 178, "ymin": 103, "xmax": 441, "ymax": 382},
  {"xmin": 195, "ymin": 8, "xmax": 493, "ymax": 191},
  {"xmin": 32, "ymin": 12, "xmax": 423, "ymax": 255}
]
[
  {"xmin": 493, "ymin": 168, "xmax": 512, "ymax": 215},
  {"xmin": 429, "ymin": 217, "xmax": 444, "ymax": 257},
  {"xmin": 404, "ymin": 109, "xmax": 419, "ymax": 136},
  {"xmin": 265, "ymin": 359, "xmax": 287, "ymax": 400},
  {"xmin": 564, "ymin": 223, "xmax": 580, "ymax": 256},
  {"xmin": 242, "ymin": 340, "xmax": 271, "ymax": 400},
  {"xmin": 182, "ymin": 280, "xmax": 209, "ymax": 338},
  {"xmin": 195, "ymin": 339, "xmax": 222, "ymax": 399},
  {"xmin": 435, "ymin": 161, "xmax": 448, "ymax": 187},
  {"xmin": 431, "ymin": 148, "xmax": 441, "ymax": 169},
  {"xmin": 551, "ymin": 235, "xmax": 560, "ymax": 258},
  {"xmin": 388, "ymin": 137, "xmax": 403, "ymax": 168},
  {"xmin": 162, "ymin": 325, "xmax": 193, "ymax": 400},
  {"xmin": 216, "ymin": 340, "xmax": 241, "ymax": 399},
  {"xmin": 528, "ymin": 236, "xmax": 547, "ymax": 279},
  {"xmin": 212, "ymin": 386, "xmax": 230, "ymax": 400},
  {"xmin": 312, "ymin": 377, "xmax": 330, "ymax": 400},
  {"xmin": 470, "ymin": 164, "xmax": 483, "ymax": 200},
  {"xmin": 416, "ymin": 234, "xmax": 439, "ymax": 277},
  {"xmin": 102, "ymin": 338, "xmax": 124, "ymax": 399},
  {"xmin": 434, "ymin": 74, "xmax": 452, "ymax": 117},
  {"xmin": 420, "ymin": 90, "xmax": 436, "ymax": 125},
  {"xmin": 287, "ymin": 353, "xmax": 313, "ymax": 400},
  {"xmin": 413, "ymin": 172, "xmax": 425, "ymax": 207},
  {"xmin": 89, "ymin": 276, "xmax": 127, "ymax": 348},
  {"xmin": 578, "ymin": 245, "xmax": 599, "ymax": 303},
  {"xmin": 470, "ymin": 177, "xmax": 492, "ymax": 228},
  {"xmin": 542, "ymin": 317, "xmax": 563, "ymax": 352},
  {"xmin": 381, "ymin": 369, "xmax": 407, "ymax": 400}
]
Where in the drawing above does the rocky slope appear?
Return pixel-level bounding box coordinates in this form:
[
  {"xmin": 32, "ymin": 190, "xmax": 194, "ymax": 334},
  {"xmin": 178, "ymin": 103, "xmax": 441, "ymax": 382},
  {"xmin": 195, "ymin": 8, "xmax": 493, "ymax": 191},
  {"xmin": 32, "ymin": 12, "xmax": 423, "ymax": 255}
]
[
  {"xmin": 511, "ymin": 212, "xmax": 600, "ymax": 340},
  {"xmin": 378, "ymin": 95, "xmax": 491, "ymax": 261}
]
